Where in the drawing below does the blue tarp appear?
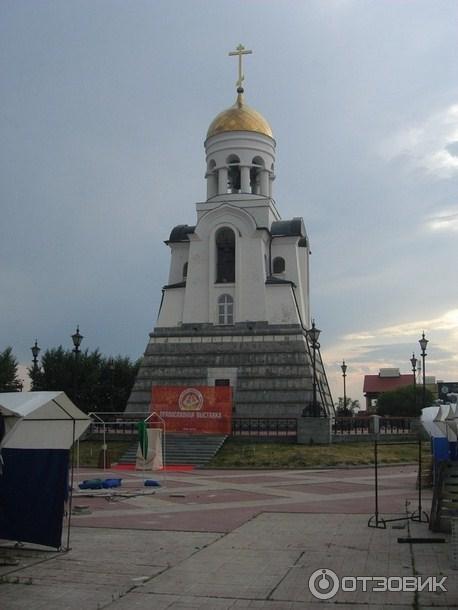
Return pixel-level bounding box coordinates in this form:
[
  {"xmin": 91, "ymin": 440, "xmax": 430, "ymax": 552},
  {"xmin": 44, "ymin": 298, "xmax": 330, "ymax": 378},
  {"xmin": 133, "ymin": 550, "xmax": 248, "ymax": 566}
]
[
  {"xmin": 432, "ymin": 437, "xmax": 449, "ymax": 463},
  {"xmin": 0, "ymin": 448, "xmax": 69, "ymax": 548}
]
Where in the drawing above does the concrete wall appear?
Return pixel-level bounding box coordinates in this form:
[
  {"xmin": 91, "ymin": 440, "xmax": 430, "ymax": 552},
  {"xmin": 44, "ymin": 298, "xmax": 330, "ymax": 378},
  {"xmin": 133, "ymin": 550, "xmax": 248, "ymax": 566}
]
[
  {"xmin": 157, "ymin": 287, "xmax": 185, "ymax": 327},
  {"xmin": 265, "ymin": 284, "xmax": 299, "ymax": 325},
  {"xmin": 297, "ymin": 417, "xmax": 332, "ymax": 445},
  {"xmin": 168, "ymin": 242, "xmax": 189, "ymax": 285}
]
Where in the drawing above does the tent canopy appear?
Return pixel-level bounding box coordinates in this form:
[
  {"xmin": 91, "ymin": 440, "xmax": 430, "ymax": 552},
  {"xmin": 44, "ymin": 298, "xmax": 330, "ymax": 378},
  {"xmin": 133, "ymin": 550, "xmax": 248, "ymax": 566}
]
[{"xmin": 0, "ymin": 391, "xmax": 90, "ymax": 449}]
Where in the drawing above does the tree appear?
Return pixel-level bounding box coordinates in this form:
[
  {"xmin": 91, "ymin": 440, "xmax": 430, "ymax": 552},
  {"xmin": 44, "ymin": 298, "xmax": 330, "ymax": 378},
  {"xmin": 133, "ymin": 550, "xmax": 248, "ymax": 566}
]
[
  {"xmin": 335, "ymin": 396, "xmax": 360, "ymax": 416},
  {"xmin": 376, "ymin": 384, "xmax": 434, "ymax": 417},
  {"xmin": 0, "ymin": 347, "xmax": 23, "ymax": 392},
  {"xmin": 29, "ymin": 347, "xmax": 140, "ymax": 413},
  {"xmin": 92, "ymin": 355, "xmax": 141, "ymax": 414}
]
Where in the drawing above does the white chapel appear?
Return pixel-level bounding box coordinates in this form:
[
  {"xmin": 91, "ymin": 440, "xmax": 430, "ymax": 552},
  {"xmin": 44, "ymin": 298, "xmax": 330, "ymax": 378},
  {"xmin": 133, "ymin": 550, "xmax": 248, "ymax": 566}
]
[{"xmin": 126, "ymin": 46, "xmax": 333, "ymax": 424}]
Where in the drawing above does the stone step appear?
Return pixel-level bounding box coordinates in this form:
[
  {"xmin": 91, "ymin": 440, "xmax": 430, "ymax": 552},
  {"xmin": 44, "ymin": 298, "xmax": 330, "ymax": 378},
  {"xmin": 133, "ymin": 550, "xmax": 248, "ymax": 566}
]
[{"xmin": 118, "ymin": 434, "xmax": 227, "ymax": 467}]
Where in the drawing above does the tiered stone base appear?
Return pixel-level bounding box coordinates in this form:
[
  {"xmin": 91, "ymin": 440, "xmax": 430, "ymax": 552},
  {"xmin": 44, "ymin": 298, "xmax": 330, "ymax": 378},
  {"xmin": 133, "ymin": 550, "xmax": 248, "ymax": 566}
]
[{"xmin": 126, "ymin": 322, "xmax": 331, "ymax": 419}]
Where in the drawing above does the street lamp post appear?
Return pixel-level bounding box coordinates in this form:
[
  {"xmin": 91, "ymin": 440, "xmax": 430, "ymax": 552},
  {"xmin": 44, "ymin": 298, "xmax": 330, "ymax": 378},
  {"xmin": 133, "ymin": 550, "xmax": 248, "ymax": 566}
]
[
  {"xmin": 307, "ymin": 321, "xmax": 321, "ymax": 417},
  {"xmin": 412, "ymin": 334, "xmax": 429, "ymax": 524},
  {"xmin": 71, "ymin": 326, "xmax": 84, "ymax": 404},
  {"xmin": 30, "ymin": 339, "xmax": 40, "ymax": 372},
  {"xmin": 419, "ymin": 332, "xmax": 428, "ymax": 411},
  {"xmin": 341, "ymin": 361, "xmax": 348, "ymax": 413},
  {"xmin": 410, "ymin": 353, "xmax": 417, "ymax": 411},
  {"xmin": 30, "ymin": 340, "xmax": 41, "ymax": 391}
]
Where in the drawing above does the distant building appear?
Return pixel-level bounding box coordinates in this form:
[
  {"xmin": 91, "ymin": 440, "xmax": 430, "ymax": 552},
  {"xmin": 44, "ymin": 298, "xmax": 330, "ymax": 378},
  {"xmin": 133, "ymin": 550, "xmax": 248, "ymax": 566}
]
[{"xmin": 363, "ymin": 368, "xmax": 414, "ymax": 412}]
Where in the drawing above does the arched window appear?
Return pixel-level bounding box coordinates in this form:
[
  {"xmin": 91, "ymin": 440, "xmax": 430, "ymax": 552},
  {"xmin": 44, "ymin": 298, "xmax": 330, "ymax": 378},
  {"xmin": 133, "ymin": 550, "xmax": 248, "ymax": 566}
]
[
  {"xmin": 218, "ymin": 294, "xmax": 234, "ymax": 325},
  {"xmin": 250, "ymin": 156, "xmax": 264, "ymax": 194},
  {"xmin": 273, "ymin": 256, "xmax": 285, "ymax": 274},
  {"xmin": 216, "ymin": 227, "xmax": 235, "ymax": 283},
  {"xmin": 182, "ymin": 262, "xmax": 188, "ymax": 279},
  {"xmin": 227, "ymin": 155, "xmax": 240, "ymax": 193}
]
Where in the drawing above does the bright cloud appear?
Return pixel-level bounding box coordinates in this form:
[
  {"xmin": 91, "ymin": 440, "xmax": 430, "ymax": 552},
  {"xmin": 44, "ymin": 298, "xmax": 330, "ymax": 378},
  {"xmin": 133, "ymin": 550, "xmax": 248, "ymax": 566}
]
[
  {"xmin": 344, "ymin": 309, "xmax": 458, "ymax": 342},
  {"xmin": 380, "ymin": 104, "xmax": 458, "ymax": 178},
  {"xmin": 426, "ymin": 208, "xmax": 458, "ymax": 233},
  {"xmin": 323, "ymin": 308, "xmax": 458, "ymax": 404}
]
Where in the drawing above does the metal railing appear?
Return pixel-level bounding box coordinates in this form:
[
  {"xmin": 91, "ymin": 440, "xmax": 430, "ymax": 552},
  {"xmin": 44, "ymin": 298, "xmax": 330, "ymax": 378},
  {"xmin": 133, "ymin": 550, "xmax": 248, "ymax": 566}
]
[
  {"xmin": 87, "ymin": 414, "xmax": 415, "ymax": 439},
  {"xmin": 232, "ymin": 417, "xmax": 297, "ymax": 439},
  {"xmin": 333, "ymin": 416, "xmax": 415, "ymax": 436},
  {"xmin": 379, "ymin": 417, "xmax": 414, "ymax": 434},
  {"xmin": 87, "ymin": 421, "xmax": 139, "ymax": 437}
]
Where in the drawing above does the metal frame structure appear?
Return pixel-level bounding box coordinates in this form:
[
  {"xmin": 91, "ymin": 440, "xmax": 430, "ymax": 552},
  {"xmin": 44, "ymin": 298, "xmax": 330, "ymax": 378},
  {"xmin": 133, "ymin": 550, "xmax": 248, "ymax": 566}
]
[
  {"xmin": 82, "ymin": 411, "xmax": 166, "ymax": 485},
  {"xmin": 368, "ymin": 438, "xmax": 429, "ymax": 529}
]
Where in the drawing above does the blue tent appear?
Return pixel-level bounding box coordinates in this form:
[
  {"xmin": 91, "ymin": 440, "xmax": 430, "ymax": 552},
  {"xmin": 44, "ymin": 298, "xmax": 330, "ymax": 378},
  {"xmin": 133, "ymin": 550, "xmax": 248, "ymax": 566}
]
[{"xmin": 0, "ymin": 392, "xmax": 90, "ymax": 549}]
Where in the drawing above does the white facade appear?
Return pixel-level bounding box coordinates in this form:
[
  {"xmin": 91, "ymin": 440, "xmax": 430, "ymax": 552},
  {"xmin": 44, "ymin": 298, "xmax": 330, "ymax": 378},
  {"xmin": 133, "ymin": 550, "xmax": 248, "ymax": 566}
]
[
  {"xmin": 157, "ymin": 102, "xmax": 311, "ymax": 331},
  {"xmin": 127, "ymin": 85, "xmax": 334, "ymax": 420}
]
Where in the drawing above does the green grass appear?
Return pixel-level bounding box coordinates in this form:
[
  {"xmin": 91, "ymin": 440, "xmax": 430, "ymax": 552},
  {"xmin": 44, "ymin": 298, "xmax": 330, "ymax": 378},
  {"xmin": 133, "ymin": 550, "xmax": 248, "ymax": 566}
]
[
  {"xmin": 72, "ymin": 440, "xmax": 132, "ymax": 467},
  {"xmin": 72, "ymin": 438, "xmax": 430, "ymax": 470},
  {"xmin": 207, "ymin": 439, "xmax": 430, "ymax": 469}
]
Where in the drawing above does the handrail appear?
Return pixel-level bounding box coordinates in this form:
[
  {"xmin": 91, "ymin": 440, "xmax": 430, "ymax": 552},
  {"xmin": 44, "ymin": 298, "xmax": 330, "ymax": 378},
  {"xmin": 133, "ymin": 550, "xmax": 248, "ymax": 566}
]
[{"xmin": 289, "ymin": 284, "xmax": 334, "ymax": 415}]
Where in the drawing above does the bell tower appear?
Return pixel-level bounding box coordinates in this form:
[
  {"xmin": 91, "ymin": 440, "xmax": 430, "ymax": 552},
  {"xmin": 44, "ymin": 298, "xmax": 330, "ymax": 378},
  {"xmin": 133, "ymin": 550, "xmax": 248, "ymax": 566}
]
[
  {"xmin": 126, "ymin": 46, "xmax": 334, "ymax": 424},
  {"xmin": 205, "ymin": 45, "xmax": 275, "ymax": 201}
]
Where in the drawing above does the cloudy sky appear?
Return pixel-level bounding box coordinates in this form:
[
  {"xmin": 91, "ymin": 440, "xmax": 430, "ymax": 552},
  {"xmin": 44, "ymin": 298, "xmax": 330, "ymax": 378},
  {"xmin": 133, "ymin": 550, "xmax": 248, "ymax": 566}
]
[{"xmin": 1, "ymin": 1, "xmax": 457, "ymax": 404}]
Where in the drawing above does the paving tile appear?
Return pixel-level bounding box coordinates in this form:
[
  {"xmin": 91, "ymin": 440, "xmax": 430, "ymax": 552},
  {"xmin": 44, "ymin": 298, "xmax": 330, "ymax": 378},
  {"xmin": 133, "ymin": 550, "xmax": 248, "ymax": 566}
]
[
  {"xmin": 0, "ymin": 465, "xmax": 452, "ymax": 610},
  {"xmin": 163, "ymin": 488, "xmax": 281, "ymax": 505}
]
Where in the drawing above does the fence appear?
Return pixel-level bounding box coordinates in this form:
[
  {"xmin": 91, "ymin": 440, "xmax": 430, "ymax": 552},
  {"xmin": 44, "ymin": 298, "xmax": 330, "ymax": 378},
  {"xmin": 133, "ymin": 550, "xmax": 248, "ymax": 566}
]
[
  {"xmin": 333, "ymin": 416, "xmax": 415, "ymax": 436},
  {"xmin": 85, "ymin": 414, "xmax": 416, "ymax": 442},
  {"xmin": 232, "ymin": 418, "xmax": 297, "ymax": 440},
  {"xmin": 87, "ymin": 420, "xmax": 138, "ymax": 438}
]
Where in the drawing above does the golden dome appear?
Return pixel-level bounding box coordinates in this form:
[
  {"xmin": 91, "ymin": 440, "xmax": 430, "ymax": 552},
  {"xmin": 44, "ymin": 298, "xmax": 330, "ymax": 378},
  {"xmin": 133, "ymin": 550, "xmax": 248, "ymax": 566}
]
[{"xmin": 206, "ymin": 92, "xmax": 273, "ymax": 139}]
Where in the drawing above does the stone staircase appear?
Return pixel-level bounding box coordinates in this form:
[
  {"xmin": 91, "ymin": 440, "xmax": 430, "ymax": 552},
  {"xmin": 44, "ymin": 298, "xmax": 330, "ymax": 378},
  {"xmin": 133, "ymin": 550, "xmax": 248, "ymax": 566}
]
[{"xmin": 117, "ymin": 434, "xmax": 228, "ymax": 468}]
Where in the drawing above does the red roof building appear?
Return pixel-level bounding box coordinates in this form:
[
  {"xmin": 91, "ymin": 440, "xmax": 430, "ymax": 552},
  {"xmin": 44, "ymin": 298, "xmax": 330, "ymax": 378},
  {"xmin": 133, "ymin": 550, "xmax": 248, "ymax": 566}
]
[{"xmin": 363, "ymin": 369, "xmax": 414, "ymax": 412}]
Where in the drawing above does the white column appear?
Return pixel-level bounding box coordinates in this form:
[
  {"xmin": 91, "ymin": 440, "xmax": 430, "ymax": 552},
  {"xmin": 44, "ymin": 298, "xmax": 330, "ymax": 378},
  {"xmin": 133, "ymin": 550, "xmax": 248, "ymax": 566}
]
[
  {"xmin": 240, "ymin": 166, "xmax": 250, "ymax": 193},
  {"xmin": 206, "ymin": 172, "xmax": 217, "ymax": 199},
  {"xmin": 260, "ymin": 170, "xmax": 269, "ymax": 196},
  {"xmin": 255, "ymin": 173, "xmax": 261, "ymax": 194},
  {"xmin": 218, "ymin": 167, "xmax": 228, "ymax": 194}
]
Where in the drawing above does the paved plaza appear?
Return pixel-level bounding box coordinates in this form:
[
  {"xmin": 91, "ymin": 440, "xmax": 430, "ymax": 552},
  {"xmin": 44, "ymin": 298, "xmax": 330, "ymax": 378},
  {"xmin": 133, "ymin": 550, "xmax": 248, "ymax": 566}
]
[{"xmin": 0, "ymin": 464, "xmax": 456, "ymax": 608}]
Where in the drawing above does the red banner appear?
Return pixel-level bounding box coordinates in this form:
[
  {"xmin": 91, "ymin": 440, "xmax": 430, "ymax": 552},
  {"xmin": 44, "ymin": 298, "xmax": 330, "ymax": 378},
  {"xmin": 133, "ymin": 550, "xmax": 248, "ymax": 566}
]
[{"xmin": 151, "ymin": 386, "xmax": 232, "ymax": 434}]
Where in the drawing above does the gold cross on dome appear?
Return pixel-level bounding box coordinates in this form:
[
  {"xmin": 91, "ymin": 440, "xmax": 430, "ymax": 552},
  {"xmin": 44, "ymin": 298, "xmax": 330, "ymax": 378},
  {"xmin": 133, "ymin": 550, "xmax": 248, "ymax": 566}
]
[{"xmin": 228, "ymin": 44, "xmax": 252, "ymax": 90}]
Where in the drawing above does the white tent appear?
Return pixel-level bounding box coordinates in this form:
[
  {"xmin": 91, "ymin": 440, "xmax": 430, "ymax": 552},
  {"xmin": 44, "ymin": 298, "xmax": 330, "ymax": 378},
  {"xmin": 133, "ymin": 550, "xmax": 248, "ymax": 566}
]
[
  {"xmin": 445, "ymin": 404, "xmax": 458, "ymax": 439},
  {"xmin": 0, "ymin": 391, "xmax": 91, "ymax": 449},
  {"xmin": 433, "ymin": 404, "xmax": 454, "ymax": 439},
  {"xmin": 0, "ymin": 391, "xmax": 90, "ymax": 549},
  {"xmin": 421, "ymin": 406, "xmax": 445, "ymax": 438}
]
